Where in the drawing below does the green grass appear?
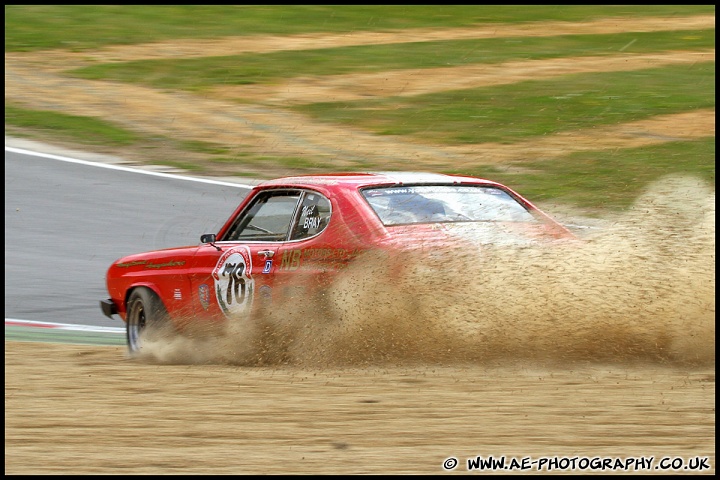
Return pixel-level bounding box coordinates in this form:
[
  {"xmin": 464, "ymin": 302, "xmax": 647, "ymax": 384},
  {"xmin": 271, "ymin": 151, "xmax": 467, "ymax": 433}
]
[
  {"xmin": 295, "ymin": 63, "xmax": 715, "ymax": 144},
  {"xmin": 463, "ymin": 137, "xmax": 715, "ymax": 211},
  {"xmin": 179, "ymin": 140, "xmax": 233, "ymax": 155},
  {"xmin": 4, "ymin": 5, "xmax": 715, "ymax": 212},
  {"xmin": 4, "ymin": 103, "xmax": 139, "ymax": 146},
  {"xmin": 66, "ymin": 29, "xmax": 715, "ymax": 90},
  {"xmin": 6, "ymin": 5, "xmax": 713, "ymax": 51}
]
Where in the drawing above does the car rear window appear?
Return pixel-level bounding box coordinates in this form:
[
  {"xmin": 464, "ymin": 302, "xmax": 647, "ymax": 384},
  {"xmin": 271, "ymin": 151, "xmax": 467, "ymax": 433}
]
[{"xmin": 361, "ymin": 185, "xmax": 537, "ymax": 226}]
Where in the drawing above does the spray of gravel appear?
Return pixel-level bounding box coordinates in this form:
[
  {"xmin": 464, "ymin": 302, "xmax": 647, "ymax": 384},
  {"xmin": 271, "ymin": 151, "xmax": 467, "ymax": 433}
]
[{"xmin": 138, "ymin": 175, "xmax": 714, "ymax": 368}]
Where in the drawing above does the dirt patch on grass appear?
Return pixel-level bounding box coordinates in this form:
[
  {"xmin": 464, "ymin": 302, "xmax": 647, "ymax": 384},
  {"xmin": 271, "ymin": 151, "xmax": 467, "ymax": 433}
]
[
  {"xmin": 211, "ymin": 50, "xmax": 715, "ymax": 105},
  {"xmin": 3, "ymin": 14, "xmax": 715, "ymax": 179},
  {"xmin": 6, "ymin": 14, "xmax": 714, "ymax": 66}
]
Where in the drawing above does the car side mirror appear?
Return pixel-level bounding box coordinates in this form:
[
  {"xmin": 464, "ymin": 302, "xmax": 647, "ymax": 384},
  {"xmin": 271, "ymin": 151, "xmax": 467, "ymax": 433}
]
[{"xmin": 200, "ymin": 233, "xmax": 216, "ymax": 243}]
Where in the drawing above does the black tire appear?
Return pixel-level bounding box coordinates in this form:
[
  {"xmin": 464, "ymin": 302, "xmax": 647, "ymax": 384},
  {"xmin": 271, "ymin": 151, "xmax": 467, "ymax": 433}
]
[{"xmin": 125, "ymin": 287, "xmax": 168, "ymax": 356}]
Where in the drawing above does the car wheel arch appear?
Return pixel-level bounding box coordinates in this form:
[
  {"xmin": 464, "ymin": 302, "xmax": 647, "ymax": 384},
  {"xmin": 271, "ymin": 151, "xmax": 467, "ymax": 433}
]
[{"xmin": 124, "ymin": 283, "xmax": 163, "ymax": 309}]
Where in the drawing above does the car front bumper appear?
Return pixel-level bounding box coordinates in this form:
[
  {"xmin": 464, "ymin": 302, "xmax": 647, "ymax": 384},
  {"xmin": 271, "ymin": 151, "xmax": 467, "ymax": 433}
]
[{"xmin": 100, "ymin": 298, "xmax": 118, "ymax": 318}]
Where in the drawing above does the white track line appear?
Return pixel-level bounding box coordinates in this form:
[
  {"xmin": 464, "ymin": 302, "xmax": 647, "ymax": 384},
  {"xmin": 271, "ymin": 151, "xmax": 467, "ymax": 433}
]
[
  {"xmin": 5, "ymin": 144, "xmax": 252, "ymax": 333},
  {"xmin": 5, "ymin": 145, "xmax": 254, "ymax": 188},
  {"xmin": 5, "ymin": 318, "xmax": 125, "ymax": 333}
]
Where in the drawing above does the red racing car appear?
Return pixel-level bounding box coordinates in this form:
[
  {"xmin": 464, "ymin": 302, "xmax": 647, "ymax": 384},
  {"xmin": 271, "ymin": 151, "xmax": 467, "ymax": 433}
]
[{"xmin": 101, "ymin": 172, "xmax": 574, "ymax": 355}]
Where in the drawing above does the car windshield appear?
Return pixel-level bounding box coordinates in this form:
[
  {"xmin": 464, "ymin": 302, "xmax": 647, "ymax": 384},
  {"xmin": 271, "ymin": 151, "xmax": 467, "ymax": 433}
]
[{"xmin": 361, "ymin": 185, "xmax": 538, "ymax": 226}]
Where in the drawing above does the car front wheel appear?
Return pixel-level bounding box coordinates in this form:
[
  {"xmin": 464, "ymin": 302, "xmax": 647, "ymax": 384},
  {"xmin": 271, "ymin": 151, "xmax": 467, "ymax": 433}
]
[{"xmin": 125, "ymin": 287, "xmax": 168, "ymax": 356}]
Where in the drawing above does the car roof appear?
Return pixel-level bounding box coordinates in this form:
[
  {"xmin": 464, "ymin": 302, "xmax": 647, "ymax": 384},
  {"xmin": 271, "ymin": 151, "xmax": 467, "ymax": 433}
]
[{"xmin": 258, "ymin": 171, "xmax": 503, "ymax": 189}]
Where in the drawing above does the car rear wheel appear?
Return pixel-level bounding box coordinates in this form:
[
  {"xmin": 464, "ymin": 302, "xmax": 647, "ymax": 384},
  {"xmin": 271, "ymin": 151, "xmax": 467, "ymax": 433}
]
[{"xmin": 126, "ymin": 287, "xmax": 168, "ymax": 356}]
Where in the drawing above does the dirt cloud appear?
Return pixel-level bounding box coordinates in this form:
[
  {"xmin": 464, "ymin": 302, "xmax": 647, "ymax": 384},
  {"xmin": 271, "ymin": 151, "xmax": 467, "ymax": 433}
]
[{"xmin": 136, "ymin": 175, "xmax": 714, "ymax": 369}]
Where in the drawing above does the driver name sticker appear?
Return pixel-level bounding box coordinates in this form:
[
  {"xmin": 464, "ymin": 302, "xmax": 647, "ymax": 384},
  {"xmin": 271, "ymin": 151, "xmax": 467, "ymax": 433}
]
[{"xmin": 212, "ymin": 246, "xmax": 254, "ymax": 318}]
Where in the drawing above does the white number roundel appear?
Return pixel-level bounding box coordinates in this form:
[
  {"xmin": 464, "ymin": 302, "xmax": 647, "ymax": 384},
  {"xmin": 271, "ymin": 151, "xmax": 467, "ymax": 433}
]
[{"xmin": 212, "ymin": 246, "xmax": 254, "ymax": 317}]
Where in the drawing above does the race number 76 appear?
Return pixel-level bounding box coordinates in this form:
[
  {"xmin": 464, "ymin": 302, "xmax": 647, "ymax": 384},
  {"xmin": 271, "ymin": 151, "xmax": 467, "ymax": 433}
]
[{"xmin": 221, "ymin": 261, "xmax": 246, "ymax": 305}]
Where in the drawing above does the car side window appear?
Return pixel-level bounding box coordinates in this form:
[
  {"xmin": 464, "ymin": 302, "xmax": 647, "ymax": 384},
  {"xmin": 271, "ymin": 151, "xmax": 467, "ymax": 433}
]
[
  {"xmin": 224, "ymin": 190, "xmax": 302, "ymax": 242},
  {"xmin": 290, "ymin": 191, "xmax": 331, "ymax": 240}
]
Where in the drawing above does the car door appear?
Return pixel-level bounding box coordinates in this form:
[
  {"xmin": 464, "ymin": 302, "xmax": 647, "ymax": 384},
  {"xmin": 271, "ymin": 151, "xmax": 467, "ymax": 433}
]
[
  {"xmin": 188, "ymin": 189, "xmax": 303, "ymax": 324},
  {"xmin": 275, "ymin": 190, "xmax": 337, "ymax": 302}
]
